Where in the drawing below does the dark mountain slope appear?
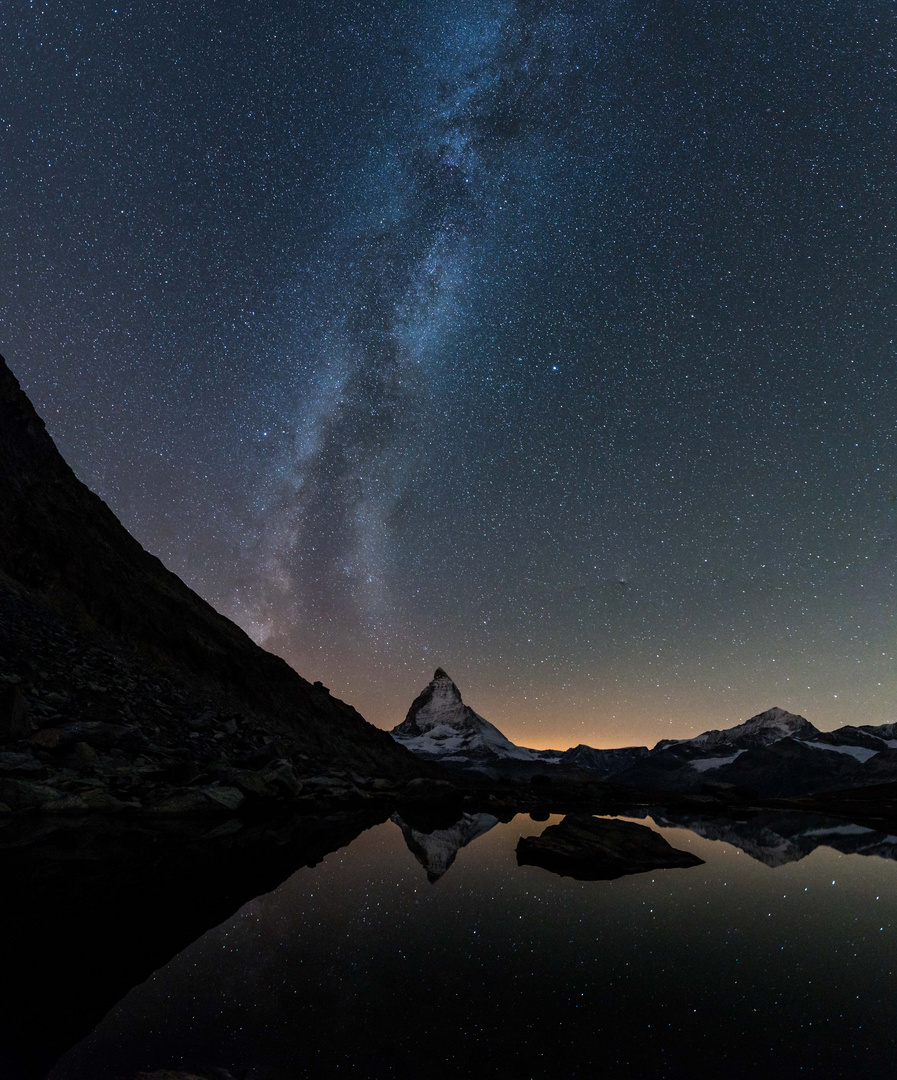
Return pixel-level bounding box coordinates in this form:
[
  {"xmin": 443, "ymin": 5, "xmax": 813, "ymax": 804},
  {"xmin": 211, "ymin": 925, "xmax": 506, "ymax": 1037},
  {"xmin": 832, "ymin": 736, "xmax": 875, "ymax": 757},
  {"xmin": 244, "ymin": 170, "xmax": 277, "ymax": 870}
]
[{"xmin": 0, "ymin": 354, "xmax": 424, "ymax": 791}]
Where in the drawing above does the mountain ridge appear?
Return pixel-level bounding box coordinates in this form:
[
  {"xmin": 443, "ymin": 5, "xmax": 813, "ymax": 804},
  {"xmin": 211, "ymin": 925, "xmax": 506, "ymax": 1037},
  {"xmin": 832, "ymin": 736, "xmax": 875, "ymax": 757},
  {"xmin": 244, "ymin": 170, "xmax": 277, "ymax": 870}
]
[
  {"xmin": 0, "ymin": 353, "xmax": 431, "ymax": 812},
  {"xmin": 391, "ymin": 670, "xmax": 897, "ymax": 797}
]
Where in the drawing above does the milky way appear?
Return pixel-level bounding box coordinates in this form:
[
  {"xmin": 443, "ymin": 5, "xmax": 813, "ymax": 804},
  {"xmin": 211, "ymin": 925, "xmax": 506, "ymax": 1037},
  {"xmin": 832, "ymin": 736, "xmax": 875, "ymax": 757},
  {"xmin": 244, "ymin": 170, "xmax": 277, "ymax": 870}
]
[
  {"xmin": 2, "ymin": 0, "xmax": 896, "ymax": 746},
  {"xmin": 250, "ymin": 2, "xmax": 579, "ymax": 647}
]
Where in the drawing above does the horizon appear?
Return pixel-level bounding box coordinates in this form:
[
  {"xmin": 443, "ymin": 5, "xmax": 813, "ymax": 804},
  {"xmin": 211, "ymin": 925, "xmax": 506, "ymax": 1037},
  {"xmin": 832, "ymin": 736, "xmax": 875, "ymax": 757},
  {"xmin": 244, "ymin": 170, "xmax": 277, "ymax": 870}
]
[{"xmin": 322, "ymin": 660, "xmax": 863, "ymax": 751}]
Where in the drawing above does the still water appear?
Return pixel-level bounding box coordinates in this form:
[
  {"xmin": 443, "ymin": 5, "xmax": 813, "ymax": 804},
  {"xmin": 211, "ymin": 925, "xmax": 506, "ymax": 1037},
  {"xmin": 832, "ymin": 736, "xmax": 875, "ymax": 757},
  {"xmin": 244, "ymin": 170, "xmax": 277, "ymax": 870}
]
[{"xmin": 49, "ymin": 811, "xmax": 897, "ymax": 1079}]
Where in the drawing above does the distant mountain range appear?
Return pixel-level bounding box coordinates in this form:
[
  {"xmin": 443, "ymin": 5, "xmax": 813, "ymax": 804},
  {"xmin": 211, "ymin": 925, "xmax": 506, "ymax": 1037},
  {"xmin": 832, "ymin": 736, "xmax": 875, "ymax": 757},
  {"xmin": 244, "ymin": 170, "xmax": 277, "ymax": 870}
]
[{"xmin": 392, "ymin": 670, "xmax": 897, "ymax": 797}]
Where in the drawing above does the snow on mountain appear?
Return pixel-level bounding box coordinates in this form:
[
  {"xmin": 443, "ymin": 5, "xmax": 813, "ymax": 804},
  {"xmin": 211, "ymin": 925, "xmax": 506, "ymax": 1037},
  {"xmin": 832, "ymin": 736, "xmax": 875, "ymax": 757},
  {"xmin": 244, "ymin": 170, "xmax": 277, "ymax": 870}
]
[
  {"xmin": 799, "ymin": 741, "xmax": 879, "ymax": 763},
  {"xmin": 688, "ymin": 752, "xmax": 745, "ymax": 773},
  {"xmin": 391, "ymin": 669, "xmax": 544, "ymax": 764},
  {"xmin": 392, "ymin": 675, "xmax": 897, "ymax": 796},
  {"xmin": 655, "ymin": 707, "xmax": 820, "ymax": 756}
]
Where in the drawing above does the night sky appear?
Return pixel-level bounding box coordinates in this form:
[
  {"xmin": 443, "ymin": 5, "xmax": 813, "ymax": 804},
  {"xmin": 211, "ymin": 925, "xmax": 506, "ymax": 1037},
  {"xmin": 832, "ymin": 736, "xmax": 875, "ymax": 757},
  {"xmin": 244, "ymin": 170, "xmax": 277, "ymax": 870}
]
[{"xmin": 3, "ymin": 0, "xmax": 896, "ymax": 749}]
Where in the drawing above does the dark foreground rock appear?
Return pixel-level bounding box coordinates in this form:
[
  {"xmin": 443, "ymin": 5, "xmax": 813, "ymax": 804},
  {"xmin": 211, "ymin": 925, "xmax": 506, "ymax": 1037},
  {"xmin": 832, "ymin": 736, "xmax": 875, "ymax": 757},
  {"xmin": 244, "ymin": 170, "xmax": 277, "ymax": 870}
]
[{"xmin": 516, "ymin": 814, "xmax": 705, "ymax": 880}]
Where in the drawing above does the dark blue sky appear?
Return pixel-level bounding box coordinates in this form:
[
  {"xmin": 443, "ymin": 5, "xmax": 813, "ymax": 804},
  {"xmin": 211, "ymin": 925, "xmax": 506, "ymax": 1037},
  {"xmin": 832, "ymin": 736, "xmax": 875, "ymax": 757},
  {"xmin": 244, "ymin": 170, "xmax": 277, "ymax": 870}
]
[{"xmin": 3, "ymin": 0, "xmax": 895, "ymax": 746}]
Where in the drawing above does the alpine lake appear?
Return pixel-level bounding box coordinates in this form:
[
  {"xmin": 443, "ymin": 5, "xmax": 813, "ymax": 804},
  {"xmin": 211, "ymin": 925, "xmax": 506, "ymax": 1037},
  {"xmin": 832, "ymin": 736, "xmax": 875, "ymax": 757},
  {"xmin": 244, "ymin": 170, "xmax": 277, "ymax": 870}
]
[{"xmin": 4, "ymin": 803, "xmax": 897, "ymax": 1080}]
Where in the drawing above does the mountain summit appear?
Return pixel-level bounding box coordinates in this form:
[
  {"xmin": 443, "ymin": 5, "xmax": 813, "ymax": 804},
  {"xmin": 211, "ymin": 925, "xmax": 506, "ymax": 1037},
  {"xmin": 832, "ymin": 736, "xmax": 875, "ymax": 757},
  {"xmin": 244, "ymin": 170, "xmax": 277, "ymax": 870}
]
[
  {"xmin": 392, "ymin": 668, "xmax": 533, "ymax": 763},
  {"xmin": 391, "ymin": 669, "xmax": 648, "ymax": 779},
  {"xmin": 654, "ymin": 707, "xmax": 818, "ymax": 754}
]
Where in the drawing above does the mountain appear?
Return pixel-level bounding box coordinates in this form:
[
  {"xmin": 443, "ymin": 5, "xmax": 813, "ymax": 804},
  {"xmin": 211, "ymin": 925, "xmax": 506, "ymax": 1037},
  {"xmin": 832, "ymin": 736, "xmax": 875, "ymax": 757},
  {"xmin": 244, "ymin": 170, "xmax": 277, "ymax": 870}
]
[
  {"xmin": 0, "ymin": 354, "xmax": 427, "ymax": 812},
  {"xmin": 649, "ymin": 808, "xmax": 897, "ymax": 868},
  {"xmin": 392, "ymin": 668, "xmax": 536, "ymax": 764},
  {"xmin": 610, "ymin": 708, "xmax": 897, "ymax": 797},
  {"xmin": 390, "ymin": 669, "xmax": 897, "ymax": 799},
  {"xmin": 391, "ymin": 669, "xmax": 648, "ymax": 779},
  {"xmin": 557, "ymin": 743, "xmax": 650, "ymax": 778},
  {"xmin": 654, "ymin": 706, "xmax": 818, "ymax": 754}
]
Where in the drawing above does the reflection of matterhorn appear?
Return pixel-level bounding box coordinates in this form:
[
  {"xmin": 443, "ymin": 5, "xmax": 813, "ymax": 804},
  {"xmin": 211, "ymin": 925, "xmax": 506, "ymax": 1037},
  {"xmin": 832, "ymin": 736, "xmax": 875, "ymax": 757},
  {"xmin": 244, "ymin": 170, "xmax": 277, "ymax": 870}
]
[{"xmin": 392, "ymin": 811, "xmax": 499, "ymax": 883}]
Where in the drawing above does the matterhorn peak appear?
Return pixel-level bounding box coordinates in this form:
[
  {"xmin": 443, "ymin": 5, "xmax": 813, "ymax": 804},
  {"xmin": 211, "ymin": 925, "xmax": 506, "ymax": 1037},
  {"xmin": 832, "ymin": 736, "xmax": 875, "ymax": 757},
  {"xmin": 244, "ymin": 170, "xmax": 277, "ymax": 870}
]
[
  {"xmin": 392, "ymin": 669, "xmax": 473, "ymax": 739},
  {"xmin": 391, "ymin": 669, "xmax": 533, "ymax": 764}
]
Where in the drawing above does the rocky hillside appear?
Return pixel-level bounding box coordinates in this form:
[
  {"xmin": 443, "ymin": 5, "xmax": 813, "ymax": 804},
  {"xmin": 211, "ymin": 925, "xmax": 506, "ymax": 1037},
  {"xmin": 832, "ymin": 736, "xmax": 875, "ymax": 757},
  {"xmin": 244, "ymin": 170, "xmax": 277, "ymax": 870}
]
[{"xmin": 0, "ymin": 354, "xmax": 428, "ymax": 812}]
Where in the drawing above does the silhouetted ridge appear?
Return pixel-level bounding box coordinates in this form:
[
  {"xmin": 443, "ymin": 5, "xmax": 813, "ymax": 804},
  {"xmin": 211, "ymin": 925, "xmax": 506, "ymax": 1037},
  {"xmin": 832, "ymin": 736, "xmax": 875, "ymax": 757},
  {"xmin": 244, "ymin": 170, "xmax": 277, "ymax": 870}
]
[{"xmin": 0, "ymin": 353, "xmax": 422, "ymax": 778}]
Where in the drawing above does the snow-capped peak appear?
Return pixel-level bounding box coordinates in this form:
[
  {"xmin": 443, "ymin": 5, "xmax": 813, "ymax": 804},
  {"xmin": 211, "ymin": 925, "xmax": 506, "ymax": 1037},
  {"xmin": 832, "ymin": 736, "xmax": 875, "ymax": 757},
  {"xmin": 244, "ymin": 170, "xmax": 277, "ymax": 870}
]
[
  {"xmin": 655, "ymin": 706, "xmax": 819, "ymax": 754},
  {"xmin": 391, "ymin": 669, "xmax": 538, "ymax": 762}
]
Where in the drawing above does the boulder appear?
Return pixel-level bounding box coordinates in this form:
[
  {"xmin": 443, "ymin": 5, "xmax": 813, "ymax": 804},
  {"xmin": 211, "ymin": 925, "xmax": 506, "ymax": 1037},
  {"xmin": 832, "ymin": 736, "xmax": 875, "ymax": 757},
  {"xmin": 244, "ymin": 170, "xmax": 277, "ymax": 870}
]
[
  {"xmin": 200, "ymin": 785, "xmax": 245, "ymax": 811},
  {"xmin": 516, "ymin": 815, "xmax": 705, "ymax": 880},
  {"xmin": 0, "ymin": 683, "xmax": 30, "ymax": 742},
  {"xmin": 0, "ymin": 778, "xmax": 65, "ymax": 811},
  {"xmin": 146, "ymin": 790, "xmax": 224, "ymax": 814},
  {"xmin": 30, "ymin": 721, "xmax": 145, "ymax": 753}
]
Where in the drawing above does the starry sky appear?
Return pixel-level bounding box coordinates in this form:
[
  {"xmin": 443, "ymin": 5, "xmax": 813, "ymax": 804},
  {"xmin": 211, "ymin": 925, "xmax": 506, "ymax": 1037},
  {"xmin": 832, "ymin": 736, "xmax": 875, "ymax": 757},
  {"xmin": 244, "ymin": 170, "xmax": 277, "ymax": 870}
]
[{"xmin": 3, "ymin": 0, "xmax": 896, "ymax": 749}]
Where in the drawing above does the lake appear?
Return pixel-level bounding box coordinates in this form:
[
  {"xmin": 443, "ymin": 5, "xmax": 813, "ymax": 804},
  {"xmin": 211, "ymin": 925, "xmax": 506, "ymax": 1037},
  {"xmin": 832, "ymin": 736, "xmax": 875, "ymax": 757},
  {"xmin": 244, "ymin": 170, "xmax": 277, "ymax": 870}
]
[{"xmin": 42, "ymin": 808, "xmax": 897, "ymax": 1079}]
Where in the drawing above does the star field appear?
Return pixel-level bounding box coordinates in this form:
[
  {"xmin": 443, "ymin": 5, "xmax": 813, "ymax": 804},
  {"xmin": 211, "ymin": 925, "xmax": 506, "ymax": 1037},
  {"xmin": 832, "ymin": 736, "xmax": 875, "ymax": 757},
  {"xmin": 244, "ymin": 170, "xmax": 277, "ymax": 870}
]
[{"xmin": 3, "ymin": 0, "xmax": 896, "ymax": 747}]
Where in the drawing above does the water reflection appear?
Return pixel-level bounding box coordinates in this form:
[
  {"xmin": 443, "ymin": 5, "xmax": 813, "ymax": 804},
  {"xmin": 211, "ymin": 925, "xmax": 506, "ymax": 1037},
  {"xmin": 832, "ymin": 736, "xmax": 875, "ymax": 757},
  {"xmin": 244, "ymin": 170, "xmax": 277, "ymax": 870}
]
[
  {"xmin": 0, "ymin": 809, "xmax": 387, "ymax": 1078},
  {"xmin": 392, "ymin": 810, "xmax": 499, "ymax": 882},
  {"xmin": 643, "ymin": 809, "xmax": 897, "ymax": 868},
  {"xmin": 47, "ymin": 811, "xmax": 897, "ymax": 1080}
]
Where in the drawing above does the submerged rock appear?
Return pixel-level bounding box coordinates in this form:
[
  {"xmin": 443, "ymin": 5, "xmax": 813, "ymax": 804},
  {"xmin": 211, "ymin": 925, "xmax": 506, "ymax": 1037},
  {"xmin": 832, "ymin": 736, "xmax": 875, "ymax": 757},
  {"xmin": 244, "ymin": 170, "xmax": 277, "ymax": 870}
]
[{"xmin": 516, "ymin": 815, "xmax": 705, "ymax": 880}]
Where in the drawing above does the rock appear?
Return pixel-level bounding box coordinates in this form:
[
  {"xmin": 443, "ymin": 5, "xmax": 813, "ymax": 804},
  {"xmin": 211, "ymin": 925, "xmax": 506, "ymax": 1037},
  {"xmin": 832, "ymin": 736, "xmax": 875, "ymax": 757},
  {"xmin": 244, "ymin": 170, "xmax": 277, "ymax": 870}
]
[
  {"xmin": 0, "ymin": 778, "xmax": 66, "ymax": 810},
  {"xmin": 225, "ymin": 769, "xmax": 276, "ymax": 799},
  {"xmin": 147, "ymin": 790, "xmax": 223, "ymax": 814},
  {"xmin": 38, "ymin": 792, "xmax": 90, "ymax": 812},
  {"xmin": 76, "ymin": 788, "xmax": 127, "ymax": 811},
  {"xmin": 262, "ymin": 759, "xmax": 303, "ymax": 795},
  {"xmin": 72, "ymin": 741, "xmax": 98, "ymax": 766},
  {"xmin": 0, "ymin": 683, "xmax": 30, "ymax": 742},
  {"xmin": 0, "ymin": 751, "xmax": 43, "ymax": 774},
  {"xmin": 370, "ymin": 777, "xmax": 396, "ymax": 792},
  {"xmin": 301, "ymin": 775, "xmax": 352, "ymax": 795},
  {"xmin": 200, "ymin": 785, "xmax": 245, "ymax": 811},
  {"xmin": 131, "ymin": 1071, "xmax": 230, "ymax": 1080},
  {"xmin": 516, "ymin": 815, "xmax": 705, "ymax": 881},
  {"xmin": 30, "ymin": 721, "xmax": 145, "ymax": 753}
]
